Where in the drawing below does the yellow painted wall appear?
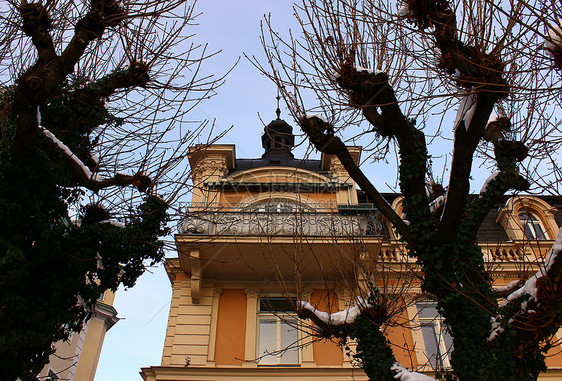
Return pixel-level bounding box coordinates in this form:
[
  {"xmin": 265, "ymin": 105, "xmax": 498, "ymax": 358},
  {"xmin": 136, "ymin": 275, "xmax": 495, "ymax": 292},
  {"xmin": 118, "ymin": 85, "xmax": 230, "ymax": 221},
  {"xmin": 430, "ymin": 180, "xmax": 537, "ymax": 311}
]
[
  {"xmin": 384, "ymin": 300, "xmax": 417, "ymax": 368},
  {"xmin": 221, "ymin": 191, "xmax": 338, "ymax": 205},
  {"xmin": 74, "ymin": 317, "xmax": 107, "ymax": 381},
  {"xmin": 162, "ymin": 274, "xmax": 214, "ymax": 367},
  {"xmin": 311, "ymin": 289, "xmax": 344, "ymax": 366},
  {"xmin": 215, "ymin": 289, "xmax": 247, "ymax": 365}
]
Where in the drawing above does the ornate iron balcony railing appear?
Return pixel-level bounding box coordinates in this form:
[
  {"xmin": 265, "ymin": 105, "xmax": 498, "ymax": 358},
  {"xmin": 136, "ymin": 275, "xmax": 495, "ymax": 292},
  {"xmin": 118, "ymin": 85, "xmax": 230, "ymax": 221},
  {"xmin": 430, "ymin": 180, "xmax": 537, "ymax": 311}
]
[{"xmin": 179, "ymin": 202, "xmax": 383, "ymax": 237}]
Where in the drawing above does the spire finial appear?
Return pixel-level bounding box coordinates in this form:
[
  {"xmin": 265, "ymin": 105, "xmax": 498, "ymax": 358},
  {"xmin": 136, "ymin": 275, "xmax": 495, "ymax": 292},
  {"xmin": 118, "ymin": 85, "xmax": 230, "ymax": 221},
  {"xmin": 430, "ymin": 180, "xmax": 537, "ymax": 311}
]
[{"xmin": 275, "ymin": 90, "xmax": 281, "ymax": 119}]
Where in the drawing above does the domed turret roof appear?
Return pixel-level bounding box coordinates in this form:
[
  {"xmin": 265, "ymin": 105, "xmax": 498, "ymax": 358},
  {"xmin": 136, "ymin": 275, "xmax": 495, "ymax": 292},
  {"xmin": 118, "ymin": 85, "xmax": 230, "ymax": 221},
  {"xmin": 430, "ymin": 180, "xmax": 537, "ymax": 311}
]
[{"xmin": 261, "ymin": 107, "xmax": 295, "ymax": 159}]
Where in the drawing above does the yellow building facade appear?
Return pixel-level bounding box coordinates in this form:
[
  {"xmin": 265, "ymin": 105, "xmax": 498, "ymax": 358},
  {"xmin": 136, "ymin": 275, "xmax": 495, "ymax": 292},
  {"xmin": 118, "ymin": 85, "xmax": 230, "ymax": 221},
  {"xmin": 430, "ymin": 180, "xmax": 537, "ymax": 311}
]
[
  {"xmin": 38, "ymin": 291, "xmax": 118, "ymax": 381},
  {"xmin": 141, "ymin": 114, "xmax": 562, "ymax": 380}
]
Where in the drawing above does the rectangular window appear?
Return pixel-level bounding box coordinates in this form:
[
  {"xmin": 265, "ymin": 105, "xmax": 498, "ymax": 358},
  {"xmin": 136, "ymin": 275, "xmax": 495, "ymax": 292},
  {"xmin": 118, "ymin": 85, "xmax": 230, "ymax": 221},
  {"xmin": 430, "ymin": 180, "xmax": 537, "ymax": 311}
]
[
  {"xmin": 257, "ymin": 297, "xmax": 299, "ymax": 365},
  {"xmin": 416, "ymin": 302, "xmax": 453, "ymax": 369}
]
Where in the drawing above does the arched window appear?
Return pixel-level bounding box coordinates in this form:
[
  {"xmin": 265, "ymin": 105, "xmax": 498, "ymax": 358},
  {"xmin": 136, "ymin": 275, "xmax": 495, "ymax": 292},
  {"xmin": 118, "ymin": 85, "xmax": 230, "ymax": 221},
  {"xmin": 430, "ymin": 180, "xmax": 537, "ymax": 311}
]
[
  {"xmin": 386, "ymin": 196, "xmax": 405, "ymax": 240},
  {"xmin": 496, "ymin": 196, "xmax": 559, "ymax": 241},
  {"xmin": 518, "ymin": 212, "xmax": 546, "ymax": 240}
]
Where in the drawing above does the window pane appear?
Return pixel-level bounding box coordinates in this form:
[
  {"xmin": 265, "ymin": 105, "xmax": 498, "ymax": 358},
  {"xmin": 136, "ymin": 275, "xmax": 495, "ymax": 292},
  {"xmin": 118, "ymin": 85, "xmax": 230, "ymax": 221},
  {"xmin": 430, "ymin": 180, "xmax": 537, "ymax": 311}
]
[
  {"xmin": 258, "ymin": 317, "xmax": 278, "ymax": 364},
  {"xmin": 417, "ymin": 301, "xmax": 452, "ymax": 369},
  {"xmin": 532, "ymin": 221, "xmax": 546, "ymax": 239},
  {"xmin": 519, "ymin": 213, "xmax": 546, "ymax": 240},
  {"xmin": 260, "ymin": 297, "xmax": 296, "ymax": 312},
  {"xmin": 280, "ymin": 318, "xmax": 299, "ymax": 364},
  {"xmin": 417, "ymin": 303, "xmax": 439, "ymax": 319},
  {"xmin": 441, "ymin": 324, "xmax": 454, "ymax": 354},
  {"xmin": 420, "ymin": 322, "xmax": 440, "ymax": 368}
]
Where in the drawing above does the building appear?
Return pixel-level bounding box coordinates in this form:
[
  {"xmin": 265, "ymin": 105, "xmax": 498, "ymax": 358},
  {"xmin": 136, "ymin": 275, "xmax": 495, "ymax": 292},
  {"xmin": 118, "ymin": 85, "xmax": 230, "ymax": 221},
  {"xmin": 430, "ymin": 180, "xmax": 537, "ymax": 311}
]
[
  {"xmin": 38, "ymin": 291, "xmax": 118, "ymax": 381},
  {"xmin": 141, "ymin": 111, "xmax": 562, "ymax": 380}
]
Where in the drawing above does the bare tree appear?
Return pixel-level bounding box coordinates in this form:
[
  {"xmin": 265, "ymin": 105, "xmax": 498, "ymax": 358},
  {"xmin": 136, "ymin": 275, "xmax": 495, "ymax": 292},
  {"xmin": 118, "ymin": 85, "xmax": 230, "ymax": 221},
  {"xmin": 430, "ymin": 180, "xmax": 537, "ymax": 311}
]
[
  {"xmin": 0, "ymin": 1, "xmax": 225, "ymax": 379},
  {"xmin": 253, "ymin": 0, "xmax": 562, "ymax": 380}
]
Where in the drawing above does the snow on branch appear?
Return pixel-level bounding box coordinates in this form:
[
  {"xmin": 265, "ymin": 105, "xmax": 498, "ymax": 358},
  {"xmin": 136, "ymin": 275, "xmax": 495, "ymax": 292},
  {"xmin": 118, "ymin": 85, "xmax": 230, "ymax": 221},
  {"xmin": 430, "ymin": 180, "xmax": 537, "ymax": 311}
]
[
  {"xmin": 398, "ymin": 5, "xmax": 412, "ymax": 17},
  {"xmin": 298, "ymin": 296, "xmax": 372, "ymax": 332},
  {"xmin": 40, "ymin": 125, "xmax": 101, "ymax": 182},
  {"xmin": 392, "ymin": 363, "xmax": 435, "ymax": 381},
  {"xmin": 453, "ymin": 94, "xmax": 476, "ymax": 131},
  {"xmin": 479, "ymin": 171, "xmax": 500, "ymax": 196},
  {"xmin": 99, "ymin": 220, "xmax": 125, "ymax": 228},
  {"xmin": 504, "ymin": 228, "xmax": 562, "ymax": 304},
  {"xmin": 487, "ymin": 113, "xmax": 499, "ymax": 126},
  {"xmin": 305, "ymin": 113, "xmax": 328, "ymax": 123},
  {"xmin": 544, "ymin": 26, "xmax": 562, "ymax": 57},
  {"xmin": 495, "ymin": 279, "xmax": 524, "ymax": 297},
  {"xmin": 38, "ymin": 112, "xmax": 149, "ymax": 192},
  {"xmin": 545, "ymin": 25, "xmax": 562, "ymax": 69},
  {"xmin": 488, "ymin": 228, "xmax": 562, "ymax": 341},
  {"xmin": 354, "ymin": 65, "xmax": 385, "ymax": 75},
  {"xmin": 429, "ymin": 194, "xmax": 446, "ymax": 214}
]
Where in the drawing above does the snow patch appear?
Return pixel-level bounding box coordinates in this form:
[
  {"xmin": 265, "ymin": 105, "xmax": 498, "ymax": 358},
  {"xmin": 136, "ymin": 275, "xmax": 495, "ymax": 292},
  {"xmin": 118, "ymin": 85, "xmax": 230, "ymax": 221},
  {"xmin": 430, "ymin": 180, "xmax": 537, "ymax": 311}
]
[
  {"xmin": 495, "ymin": 279, "xmax": 521, "ymax": 294},
  {"xmin": 488, "ymin": 316, "xmax": 504, "ymax": 342},
  {"xmin": 100, "ymin": 220, "xmax": 125, "ymax": 228},
  {"xmin": 355, "ymin": 65, "xmax": 384, "ymax": 74},
  {"xmin": 398, "ymin": 5, "xmax": 411, "ymax": 17},
  {"xmin": 392, "ymin": 363, "xmax": 435, "ymax": 381},
  {"xmin": 305, "ymin": 114, "xmax": 328, "ymax": 123},
  {"xmin": 40, "ymin": 126, "xmax": 101, "ymax": 182},
  {"xmin": 545, "ymin": 26, "xmax": 562, "ymax": 56},
  {"xmin": 453, "ymin": 94, "xmax": 477, "ymax": 131},
  {"xmin": 489, "ymin": 228, "xmax": 562, "ymax": 341},
  {"xmin": 355, "ymin": 65, "xmax": 373, "ymax": 73},
  {"xmin": 487, "ymin": 113, "xmax": 499, "ymax": 126},
  {"xmin": 480, "ymin": 171, "xmax": 500, "ymax": 195},
  {"xmin": 299, "ymin": 296, "xmax": 372, "ymax": 326},
  {"xmin": 429, "ymin": 195, "xmax": 446, "ymax": 214}
]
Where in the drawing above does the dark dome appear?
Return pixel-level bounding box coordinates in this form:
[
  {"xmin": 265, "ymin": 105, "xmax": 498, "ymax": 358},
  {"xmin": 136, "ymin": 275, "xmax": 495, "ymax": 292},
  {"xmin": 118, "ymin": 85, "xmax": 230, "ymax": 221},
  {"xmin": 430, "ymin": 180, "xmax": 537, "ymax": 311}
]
[{"xmin": 261, "ymin": 117, "xmax": 295, "ymax": 159}]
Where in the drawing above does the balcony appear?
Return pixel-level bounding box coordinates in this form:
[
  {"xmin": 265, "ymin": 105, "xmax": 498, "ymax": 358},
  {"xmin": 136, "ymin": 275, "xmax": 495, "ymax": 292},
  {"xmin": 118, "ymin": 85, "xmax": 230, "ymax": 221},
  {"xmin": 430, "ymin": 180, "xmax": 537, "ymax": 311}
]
[{"xmin": 179, "ymin": 202, "xmax": 383, "ymax": 237}]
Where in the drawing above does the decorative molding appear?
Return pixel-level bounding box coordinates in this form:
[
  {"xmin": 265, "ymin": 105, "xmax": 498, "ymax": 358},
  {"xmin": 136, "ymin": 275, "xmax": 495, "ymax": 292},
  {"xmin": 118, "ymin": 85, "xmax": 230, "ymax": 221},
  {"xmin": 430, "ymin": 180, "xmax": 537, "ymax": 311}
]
[
  {"xmin": 190, "ymin": 250, "xmax": 201, "ymax": 304},
  {"xmin": 243, "ymin": 290, "xmax": 259, "ymax": 367},
  {"xmin": 192, "ymin": 156, "xmax": 228, "ymax": 183},
  {"xmin": 300, "ymin": 288, "xmax": 313, "ymax": 302},
  {"xmin": 182, "ymin": 210, "xmax": 382, "ymax": 237},
  {"xmin": 328, "ymin": 157, "xmax": 350, "ymax": 183},
  {"xmin": 335, "ymin": 285, "xmax": 346, "ymax": 301},
  {"xmin": 207, "ymin": 286, "xmax": 223, "ymax": 364},
  {"xmin": 244, "ymin": 288, "xmax": 260, "ymax": 298}
]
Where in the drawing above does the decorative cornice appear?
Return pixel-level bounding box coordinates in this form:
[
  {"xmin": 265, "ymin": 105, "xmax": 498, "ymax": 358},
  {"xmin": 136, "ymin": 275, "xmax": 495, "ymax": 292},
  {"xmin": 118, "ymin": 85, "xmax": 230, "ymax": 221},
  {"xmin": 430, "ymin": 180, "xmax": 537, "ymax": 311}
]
[
  {"xmin": 140, "ymin": 365, "xmax": 373, "ymax": 380},
  {"xmin": 244, "ymin": 288, "xmax": 260, "ymax": 298},
  {"xmin": 300, "ymin": 288, "xmax": 313, "ymax": 302}
]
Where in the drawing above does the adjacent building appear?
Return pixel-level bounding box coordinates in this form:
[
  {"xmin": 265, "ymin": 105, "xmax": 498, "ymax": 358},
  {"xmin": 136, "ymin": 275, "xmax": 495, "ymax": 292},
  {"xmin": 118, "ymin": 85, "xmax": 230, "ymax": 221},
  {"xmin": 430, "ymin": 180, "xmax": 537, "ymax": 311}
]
[
  {"xmin": 38, "ymin": 291, "xmax": 118, "ymax": 381},
  {"xmin": 141, "ymin": 111, "xmax": 562, "ymax": 380}
]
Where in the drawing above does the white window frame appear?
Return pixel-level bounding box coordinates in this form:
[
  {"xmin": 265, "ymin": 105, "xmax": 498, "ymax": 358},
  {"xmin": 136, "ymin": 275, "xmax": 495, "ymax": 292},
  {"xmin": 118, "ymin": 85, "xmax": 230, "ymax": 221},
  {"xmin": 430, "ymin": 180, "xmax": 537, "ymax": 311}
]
[
  {"xmin": 519, "ymin": 212, "xmax": 547, "ymax": 240},
  {"xmin": 413, "ymin": 301, "xmax": 453, "ymax": 370},
  {"xmin": 257, "ymin": 296, "xmax": 300, "ymax": 365}
]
